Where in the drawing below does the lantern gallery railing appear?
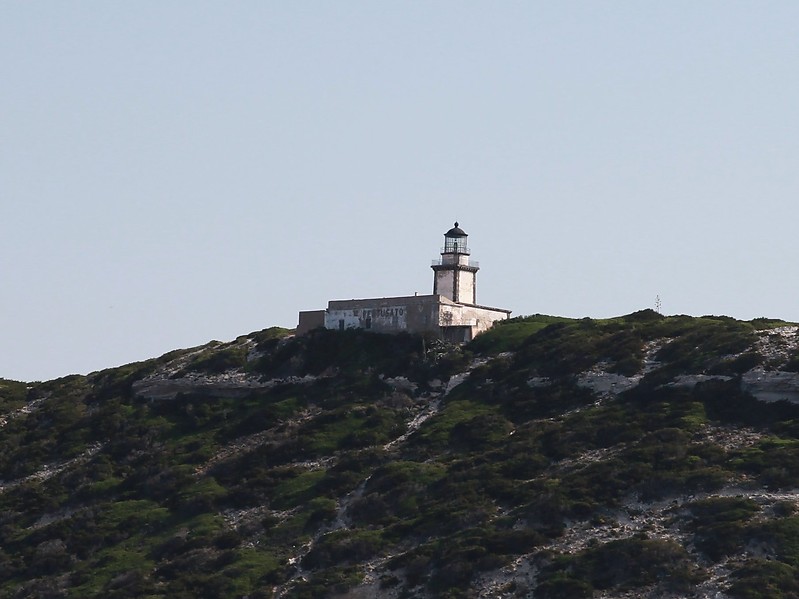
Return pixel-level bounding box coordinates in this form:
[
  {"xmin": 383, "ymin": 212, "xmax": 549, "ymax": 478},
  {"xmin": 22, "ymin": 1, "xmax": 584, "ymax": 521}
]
[{"xmin": 431, "ymin": 259, "xmax": 479, "ymax": 268}]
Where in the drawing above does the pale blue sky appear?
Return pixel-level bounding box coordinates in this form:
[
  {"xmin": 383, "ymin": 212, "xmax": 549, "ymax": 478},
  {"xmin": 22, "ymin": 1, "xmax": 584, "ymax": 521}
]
[{"xmin": 3, "ymin": 2, "xmax": 799, "ymax": 381}]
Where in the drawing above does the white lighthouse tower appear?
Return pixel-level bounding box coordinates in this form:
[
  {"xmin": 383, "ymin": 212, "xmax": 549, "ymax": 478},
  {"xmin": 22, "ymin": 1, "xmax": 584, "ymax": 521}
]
[{"xmin": 431, "ymin": 222, "xmax": 479, "ymax": 304}]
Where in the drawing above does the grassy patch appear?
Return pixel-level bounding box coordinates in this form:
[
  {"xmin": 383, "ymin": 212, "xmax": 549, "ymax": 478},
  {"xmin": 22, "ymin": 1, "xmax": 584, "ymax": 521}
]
[
  {"xmin": 468, "ymin": 314, "xmax": 576, "ymax": 355},
  {"xmin": 409, "ymin": 399, "xmax": 499, "ymax": 450},
  {"xmin": 271, "ymin": 470, "xmax": 327, "ymax": 510}
]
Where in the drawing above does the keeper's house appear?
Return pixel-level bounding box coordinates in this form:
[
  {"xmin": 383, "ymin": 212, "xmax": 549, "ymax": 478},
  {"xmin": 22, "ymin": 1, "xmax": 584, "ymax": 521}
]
[{"xmin": 297, "ymin": 223, "xmax": 511, "ymax": 342}]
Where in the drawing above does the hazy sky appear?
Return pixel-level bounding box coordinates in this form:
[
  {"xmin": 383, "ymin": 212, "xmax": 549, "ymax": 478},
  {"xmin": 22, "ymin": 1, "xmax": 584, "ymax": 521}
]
[{"xmin": 3, "ymin": 2, "xmax": 799, "ymax": 382}]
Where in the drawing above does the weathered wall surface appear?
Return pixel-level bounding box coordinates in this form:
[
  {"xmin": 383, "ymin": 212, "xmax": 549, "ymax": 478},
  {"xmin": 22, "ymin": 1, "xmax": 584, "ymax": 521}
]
[
  {"xmin": 458, "ymin": 271, "xmax": 475, "ymax": 304},
  {"xmin": 323, "ymin": 295, "xmax": 510, "ymax": 339},
  {"xmin": 440, "ymin": 253, "xmax": 470, "ymax": 266},
  {"xmin": 304, "ymin": 295, "xmax": 511, "ymax": 340},
  {"xmin": 325, "ymin": 296, "xmax": 441, "ymax": 334},
  {"xmin": 435, "ymin": 271, "xmax": 455, "ymax": 301},
  {"xmin": 326, "ymin": 305, "xmax": 408, "ymax": 332},
  {"xmin": 297, "ymin": 310, "xmax": 325, "ymax": 335},
  {"xmin": 434, "ymin": 267, "xmax": 476, "ymax": 304},
  {"xmin": 439, "ymin": 302, "xmax": 510, "ymax": 335}
]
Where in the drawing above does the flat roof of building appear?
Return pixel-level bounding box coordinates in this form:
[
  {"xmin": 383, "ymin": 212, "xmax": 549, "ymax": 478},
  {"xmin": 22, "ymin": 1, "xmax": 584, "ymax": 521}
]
[{"xmin": 327, "ymin": 294, "xmax": 511, "ymax": 315}]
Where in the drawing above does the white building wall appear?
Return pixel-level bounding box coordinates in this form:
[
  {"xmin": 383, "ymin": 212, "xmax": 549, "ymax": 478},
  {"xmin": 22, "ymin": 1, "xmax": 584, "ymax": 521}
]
[
  {"xmin": 316, "ymin": 295, "xmax": 510, "ymax": 340},
  {"xmin": 461, "ymin": 305, "xmax": 510, "ymax": 334},
  {"xmin": 435, "ymin": 271, "xmax": 454, "ymax": 301},
  {"xmin": 438, "ymin": 303, "xmax": 508, "ymax": 333},
  {"xmin": 436, "ymin": 269, "xmax": 476, "ymax": 304},
  {"xmin": 457, "ymin": 271, "xmax": 476, "ymax": 305}
]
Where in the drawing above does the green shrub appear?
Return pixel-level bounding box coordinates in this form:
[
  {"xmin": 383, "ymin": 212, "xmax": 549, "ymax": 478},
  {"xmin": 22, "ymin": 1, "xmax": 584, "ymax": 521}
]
[
  {"xmin": 537, "ymin": 573, "xmax": 593, "ymax": 599},
  {"xmin": 250, "ymin": 326, "xmax": 293, "ymax": 349},
  {"xmin": 539, "ymin": 538, "xmax": 701, "ymax": 593},
  {"xmin": 176, "ymin": 477, "xmax": 227, "ymax": 515},
  {"xmin": 271, "ymin": 470, "xmax": 327, "ymax": 510},
  {"xmin": 0, "ymin": 378, "xmax": 29, "ymax": 409},
  {"xmin": 687, "ymin": 497, "xmax": 760, "ymax": 561},
  {"xmin": 654, "ymin": 319, "xmax": 756, "ymax": 374},
  {"xmin": 747, "ymin": 516, "xmax": 799, "ymax": 566},
  {"xmin": 729, "ymin": 559, "xmax": 799, "ymax": 599},
  {"xmin": 183, "ymin": 344, "xmax": 248, "ymax": 374}
]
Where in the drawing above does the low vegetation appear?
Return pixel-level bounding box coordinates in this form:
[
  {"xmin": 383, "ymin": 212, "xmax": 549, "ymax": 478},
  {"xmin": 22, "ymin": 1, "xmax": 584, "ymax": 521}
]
[{"xmin": 1, "ymin": 313, "xmax": 799, "ymax": 597}]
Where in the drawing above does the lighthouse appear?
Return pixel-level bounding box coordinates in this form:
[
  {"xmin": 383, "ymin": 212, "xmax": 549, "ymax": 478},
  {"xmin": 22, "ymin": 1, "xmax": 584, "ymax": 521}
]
[
  {"xmin": 298, "ymin": 221, "xmax": 511, "ymax": 340},
  {"xmin": 431, "ymin": 222, "xmax": 479, "ymax": 304}
]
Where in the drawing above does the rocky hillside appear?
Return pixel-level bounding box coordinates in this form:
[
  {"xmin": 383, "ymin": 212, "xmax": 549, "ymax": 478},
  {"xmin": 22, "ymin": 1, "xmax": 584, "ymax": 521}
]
[{"xmin": 3, "ymin": 311, "xmax": 799, "ymax": 598}]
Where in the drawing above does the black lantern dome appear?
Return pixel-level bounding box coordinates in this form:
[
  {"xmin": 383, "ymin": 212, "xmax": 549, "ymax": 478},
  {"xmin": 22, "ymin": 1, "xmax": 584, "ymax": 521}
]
[{"xmin": 445, "ymin": 222, "xmax": 467, "ymax": 238}]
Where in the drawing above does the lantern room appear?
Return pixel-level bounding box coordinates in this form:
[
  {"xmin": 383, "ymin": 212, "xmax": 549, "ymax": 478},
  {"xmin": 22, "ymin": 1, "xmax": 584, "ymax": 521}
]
[{"xmin": 443, "ymin": 222, "xmax": 469, "ymax": 255}]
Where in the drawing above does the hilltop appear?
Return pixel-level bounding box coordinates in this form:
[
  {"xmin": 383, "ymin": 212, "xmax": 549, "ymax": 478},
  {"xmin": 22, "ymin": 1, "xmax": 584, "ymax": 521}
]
[{"xmin": 3, "ymin": 311, "xmax": 799, "ymax": 598}]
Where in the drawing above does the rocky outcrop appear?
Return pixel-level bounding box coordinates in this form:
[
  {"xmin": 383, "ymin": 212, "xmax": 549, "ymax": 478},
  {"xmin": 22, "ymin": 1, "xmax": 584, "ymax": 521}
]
[{"xmin": 742, "ymin": 368, "xmax": 799, "ymax": 403}]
